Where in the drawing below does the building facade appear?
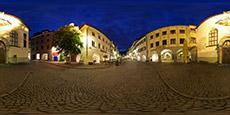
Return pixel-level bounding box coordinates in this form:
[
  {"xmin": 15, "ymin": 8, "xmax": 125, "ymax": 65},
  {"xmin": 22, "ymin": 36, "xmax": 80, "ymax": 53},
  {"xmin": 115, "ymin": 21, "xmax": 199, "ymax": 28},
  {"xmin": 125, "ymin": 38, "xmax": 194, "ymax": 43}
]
[
  {"xmin": 197, "ymin": 11, "xmax": 230, "ymax": 64},
  {"xmin": 30, "ymin": 30, "xmax": 55, "ymax": 61},
  {"xmin": 80, "ymin": 24, "xmax": 118, "ymax": 64},
  {"xmin": 0, "ymin": 12, "xmax": 30, "ymax": 64},
  {"xmin": 128, "ymin": 25, "xmax": 197, "ymax": 63},
  {"xmin": 30, "ymin": 24, "xmax": 119, "ymax": 64}
]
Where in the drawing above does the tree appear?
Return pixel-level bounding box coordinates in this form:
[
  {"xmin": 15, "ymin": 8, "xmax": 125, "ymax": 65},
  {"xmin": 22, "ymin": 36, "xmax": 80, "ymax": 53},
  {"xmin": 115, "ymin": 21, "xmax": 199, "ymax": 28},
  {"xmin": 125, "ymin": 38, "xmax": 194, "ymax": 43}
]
[{"xmin": 53, "ymin": 24, "xmax": 83, "ymax": 63}]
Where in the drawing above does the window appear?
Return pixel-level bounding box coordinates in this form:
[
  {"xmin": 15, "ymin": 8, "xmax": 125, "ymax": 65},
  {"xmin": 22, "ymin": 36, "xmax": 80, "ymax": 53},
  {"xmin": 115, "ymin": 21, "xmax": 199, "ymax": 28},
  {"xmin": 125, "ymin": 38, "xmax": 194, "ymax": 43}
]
[
  {"xmin": 170, "ymin": 30, "xmax": 176, "ymax": 34},
  {"xmin": 92, "ymin": 32, "xmax": 95, "ymax": 36},
  {"xmin": 41, "ymin": 40, "xmax": 43, "ymax": 43},
  {"xmin": 170, "ymin": 39, "xmax": 176, "ymax": 44},
  {"xmin": 98, "ymin": 43, "xmax": 101, "ymax": 49},
  {"xmin": 150, "ymin": 43, "xmax": 154, "ymax": 48},
  {"xmin": 180, "ymin": 38, "xmax": 185, "ymax": 44},
  {"xmin": 41, "ymin": 46, "xmax": 44, "ymax": 50},
  {"xmin": 162, "ymin": 40, "xmax": 167, "ymax": 45},
  {"xmin": 47, "ymin": 45, "xmax": 50, "ymax": 49},
  {"xmin": 98, "ymin": 36, "xmax": 101, "ymax": 39},
  {"xmin": 102, "ymin": 45, "xmax": 105, "ymax": 49},
  {"xmin": 150, "ymin": 35, "xmax": 153, "ymax": 39},
  {"xmin": 92, "ymin": 41, "xmax": 96, "ymax": 47},
  {"xmin": 156, "ymin": 33, "xmax": 160, "ymax": 37},
  {"xmin": 47, "ymin": 39, "xmax": 50, "ymax": 42},
  {"xmin": 190, "ymin": 37, "xmax": 196, "ymax": 44},
  {"xmin": 10, "ymin": 31, "xmax": 18, "ymax": 46},
  {"xmin": 156, "ymin": 41, "xmax": 160, "ymax": 47},
  {"xmin": 102, "ymin": 38, "xmax": 104, "ymax": 41},
  {"xmin": 179, "ymin": 30, "xmax": 185, "ymax": 34},
  {"xmin": 162, "ymin": 31, "xmax": 167, "ymax": 35},
  {"xmin": 208, "ymin": 29, "xmax": 218, "ymax": 46},
  {"xmin": 23, "ymin": 33, "xmax": 27, "ymax": 48}
]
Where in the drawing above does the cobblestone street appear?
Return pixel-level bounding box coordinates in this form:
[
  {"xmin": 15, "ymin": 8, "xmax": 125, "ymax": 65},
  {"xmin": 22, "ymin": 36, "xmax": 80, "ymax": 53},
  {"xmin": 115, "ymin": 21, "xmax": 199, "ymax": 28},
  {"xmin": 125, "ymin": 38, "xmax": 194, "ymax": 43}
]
[{"xmin": 1, "ymin": 62, "xmax": 230, "ymax": 115}]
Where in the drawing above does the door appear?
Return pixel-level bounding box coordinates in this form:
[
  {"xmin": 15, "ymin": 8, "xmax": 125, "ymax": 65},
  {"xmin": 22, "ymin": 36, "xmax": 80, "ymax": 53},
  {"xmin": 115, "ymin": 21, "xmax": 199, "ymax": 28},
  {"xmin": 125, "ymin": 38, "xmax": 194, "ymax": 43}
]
[
  {"xmin": 0, "ymin": 41, "xmax": 6, "ymax": 63},
  {"xmin": 222, "ymin": 40, "xmax": 230, "ymax": 64}
]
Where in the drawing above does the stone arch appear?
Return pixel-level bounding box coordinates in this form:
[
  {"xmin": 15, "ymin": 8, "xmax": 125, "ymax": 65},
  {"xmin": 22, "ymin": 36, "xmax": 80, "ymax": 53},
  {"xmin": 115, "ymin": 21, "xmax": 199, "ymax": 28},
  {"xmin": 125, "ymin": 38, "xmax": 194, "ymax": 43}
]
[
  {"xmin": 151, "ymin": 51, "xmax": 159, "ymax": 62},
  {"xmin": 176, "ymin": 48, "xmax": 192, "ymax": 63},
  {"xmin": 0, "ymin": 40, "xmax": 6, "ymax": 63},
  {"xmin": 189, "ymin": 46, "xmax": 197, "ymax": 62},
  {"xmin": 160, "ymin": 49, "xmax": 173, "ymax": 63},
  {"xmin": 176, "ymin": 48, "xmax": 184, "ymax": 63}
]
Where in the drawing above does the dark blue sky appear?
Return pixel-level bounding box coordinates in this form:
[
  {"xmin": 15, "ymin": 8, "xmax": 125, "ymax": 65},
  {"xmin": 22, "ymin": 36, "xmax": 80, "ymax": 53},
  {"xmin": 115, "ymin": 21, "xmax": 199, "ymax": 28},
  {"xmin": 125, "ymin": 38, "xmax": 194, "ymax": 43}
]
[{"xmin": 1, "ymin": 0, "xmax": 230, "ymax": 51}]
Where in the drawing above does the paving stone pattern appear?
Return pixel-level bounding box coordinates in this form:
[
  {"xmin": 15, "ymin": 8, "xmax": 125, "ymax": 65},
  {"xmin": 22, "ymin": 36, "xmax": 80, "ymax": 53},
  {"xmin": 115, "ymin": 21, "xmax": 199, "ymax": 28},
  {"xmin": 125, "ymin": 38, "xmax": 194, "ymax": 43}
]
[{"xmin": 1, "ymin": 62, "xmax": 230, "ymax": 114}]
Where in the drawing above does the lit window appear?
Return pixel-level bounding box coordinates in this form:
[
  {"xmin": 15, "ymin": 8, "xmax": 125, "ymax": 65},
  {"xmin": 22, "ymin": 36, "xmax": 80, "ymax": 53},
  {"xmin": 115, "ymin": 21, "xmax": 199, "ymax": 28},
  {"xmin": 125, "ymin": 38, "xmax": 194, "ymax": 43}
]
[
  {"xmin": 10, "ymin": 31, "xmax": 18, "ymax": 47},
  {"xmin": 208, "ymin": 29, "xmax": 218, "ymax": 46},
  {"xmin": 170, "ymin": 39, "xmax": 176, "ymax": 44}
]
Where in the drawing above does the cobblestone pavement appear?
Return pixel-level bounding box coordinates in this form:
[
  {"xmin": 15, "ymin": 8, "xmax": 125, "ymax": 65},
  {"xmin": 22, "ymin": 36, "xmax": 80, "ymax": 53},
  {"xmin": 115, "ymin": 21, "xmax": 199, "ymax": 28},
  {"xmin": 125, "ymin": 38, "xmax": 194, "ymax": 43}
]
[{"xmin": 1, "ymin": 62, "xmax": 230, "ymax": 114}]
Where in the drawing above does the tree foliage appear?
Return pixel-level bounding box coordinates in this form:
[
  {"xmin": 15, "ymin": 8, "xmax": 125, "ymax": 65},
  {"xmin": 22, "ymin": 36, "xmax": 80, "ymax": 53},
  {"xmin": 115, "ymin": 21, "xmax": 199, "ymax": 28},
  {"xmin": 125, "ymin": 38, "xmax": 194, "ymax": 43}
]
[{"xmin": 53, "ymin": 24, "xmax": 83, "ymax": 58}]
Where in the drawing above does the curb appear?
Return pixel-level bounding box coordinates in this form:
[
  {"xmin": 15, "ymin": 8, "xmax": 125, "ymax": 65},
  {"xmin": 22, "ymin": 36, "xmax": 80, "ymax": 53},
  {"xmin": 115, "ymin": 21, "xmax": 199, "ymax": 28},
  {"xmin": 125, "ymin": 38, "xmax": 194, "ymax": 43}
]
[
  {"xmin": 0, "ymin": 72, "xmax": 31, "ymax": 98},
  {"xmin": 156, "ymin": 70, "xmax": 230, "ymax": 101}
]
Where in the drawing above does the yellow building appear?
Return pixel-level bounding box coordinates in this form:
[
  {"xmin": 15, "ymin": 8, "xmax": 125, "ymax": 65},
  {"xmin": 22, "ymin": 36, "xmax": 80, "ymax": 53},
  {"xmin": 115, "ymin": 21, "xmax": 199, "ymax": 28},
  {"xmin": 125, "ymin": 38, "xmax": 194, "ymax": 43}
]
[
  {"xmin": 197, "ymin": 11, "xmax": 230, "ymax": 64},
  {"xmin": 0, "ymin": 12, "xmax": 30, "ymax": 64},
  {"xmin": 128, "ymin": 25, "xmax": 197, "ymax": 63},
  {"xmin": 80, "ymin": 24, "xmax": 118, "ymax": 64}
]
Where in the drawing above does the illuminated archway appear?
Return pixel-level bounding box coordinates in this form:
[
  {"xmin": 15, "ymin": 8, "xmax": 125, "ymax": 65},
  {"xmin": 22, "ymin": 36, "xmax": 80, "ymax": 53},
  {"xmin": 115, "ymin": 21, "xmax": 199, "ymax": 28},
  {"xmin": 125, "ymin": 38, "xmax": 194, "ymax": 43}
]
[
  {"xmin": 142, "ymin": 55, "xmax": 146, "ymax": 62},
  {"xmin": 0, "ymin": 41, "xmax": 6, "ymax": 63},
  {"xmin": 161, "ymin": 49, "xmax": 173, "ymax": 63},
  {"xmin": 93, "ymin": 53, "xmax": 100, "ymax": 64},
  {"xmin": 151, "ymin": 51, "xmax": 159, "ymax": 62},
  {"xmin": 137, "ymin": 55, "xmax": 141, "ymax": 61},
  {"xmin": 176, "ymin": 49, "xmax": 184, "ymax": 63}
]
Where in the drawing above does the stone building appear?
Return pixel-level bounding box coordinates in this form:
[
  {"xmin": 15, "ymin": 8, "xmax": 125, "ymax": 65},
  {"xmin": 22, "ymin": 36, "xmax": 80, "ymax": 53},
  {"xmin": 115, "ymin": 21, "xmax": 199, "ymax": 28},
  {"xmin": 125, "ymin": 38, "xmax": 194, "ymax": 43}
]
[
  {"xmin": 80, "ymin": 24, "xmax": 118, "ymax": 64},
  {"xmin": 0, "ymin": 12, "xmax": 30, "ymax": 64},
  {"xmin": 30, "ymin": 30, "xmax": 55, "ymax": 61},
  {"xmin": 128, "ymin": 25, "xmax": 197, "ymax": 63},
  {"xmin": 197, "ymin": 11, "xmax": 230, "ymax": 64}
]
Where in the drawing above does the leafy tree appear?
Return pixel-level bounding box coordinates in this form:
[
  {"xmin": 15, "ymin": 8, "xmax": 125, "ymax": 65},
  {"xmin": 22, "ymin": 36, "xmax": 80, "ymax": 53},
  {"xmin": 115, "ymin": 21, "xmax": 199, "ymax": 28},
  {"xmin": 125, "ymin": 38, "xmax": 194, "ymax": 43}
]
[{"xmin": 53, "ymin": 24, "xmax": 83, "ymax": 63}]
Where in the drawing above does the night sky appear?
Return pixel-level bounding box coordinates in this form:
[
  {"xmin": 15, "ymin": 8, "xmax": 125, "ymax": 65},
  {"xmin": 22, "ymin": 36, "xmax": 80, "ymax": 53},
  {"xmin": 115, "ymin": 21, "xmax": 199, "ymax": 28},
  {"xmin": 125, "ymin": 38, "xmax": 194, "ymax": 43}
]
[{"xmin": 1, "ymin": 0, "xmax": 230, "ymax": 51}]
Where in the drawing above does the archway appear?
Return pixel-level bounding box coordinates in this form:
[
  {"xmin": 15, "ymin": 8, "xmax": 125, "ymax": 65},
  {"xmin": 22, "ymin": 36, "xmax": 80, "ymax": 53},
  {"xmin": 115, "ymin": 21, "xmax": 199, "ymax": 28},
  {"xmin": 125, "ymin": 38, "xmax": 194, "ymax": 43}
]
[
  {"xmin": 151, "ymin": 51, "xmax": 159, "ymax": 62},
  {"xmin": 176, "ymin": 48, "xmax": 192, "ymax": 63},
  {"xmin": 93, "ymin": 53, "xmax": 100, "ymax": 64},
  {"xmin": 161, "ymin": 49, "xmax": 173, "ymax": 63},
  {"xmin": 137, "ymin": 55, "xmax": 141, "ymax": 61},
  {"xmin": 0, "ymin": 41, "xmax": 6, "ymax": 63},
  {"xmin": 222, "ymin": 40, "xmax": 230, "ymax": 64},
  {"xmin": 142, "ymin": 55, "xmax": 146, "ymax": 62}
]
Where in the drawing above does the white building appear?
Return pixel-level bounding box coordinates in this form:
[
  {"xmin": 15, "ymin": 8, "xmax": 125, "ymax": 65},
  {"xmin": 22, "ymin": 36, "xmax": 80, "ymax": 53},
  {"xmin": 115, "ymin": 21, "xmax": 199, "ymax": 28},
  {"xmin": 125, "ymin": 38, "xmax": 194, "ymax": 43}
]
[
  {"xmin": 197, "ymin": 11, "xmax": 230, "ymax": 64},
  {"xmin": 0, "ymin": 12, "xmax": 30, "ymax": 64}
]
